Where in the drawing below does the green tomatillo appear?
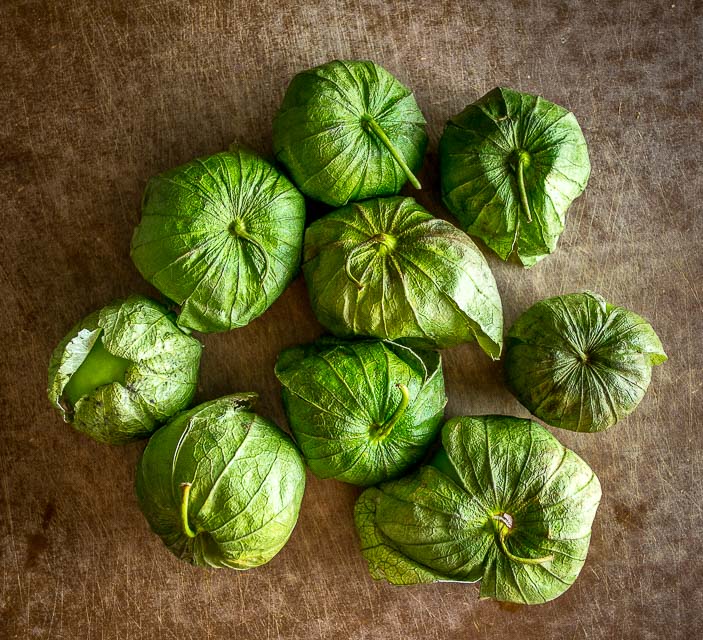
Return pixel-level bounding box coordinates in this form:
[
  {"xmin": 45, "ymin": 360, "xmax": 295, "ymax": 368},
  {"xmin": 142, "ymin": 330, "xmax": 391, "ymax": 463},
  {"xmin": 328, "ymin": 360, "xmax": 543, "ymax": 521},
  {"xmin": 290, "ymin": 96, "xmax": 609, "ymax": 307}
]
[
  {"xmin": 504, "ymin": 291, "xmax": 667, "ymax": 432},
  {"xmin": 136, "ymin": 394, "xmax": 306, "ymax": 569},
  {"xmin": 303, "ymin": 196, "xmax": 503, "ymax": 355},
  {"xmin": 131, "ymin": 146, "xmax": 306, "ymax": 333},
  {"xmin": 275, "ymin": 338, "xmax": 446, "ymax": 486},
  {"xmin": 355, "ymin": 415, "xmax": 602, "ymax": 604},
  {"xmin": 48, "ymin": 296, "xmax": 202, "ymax": 444},
  {"xmin": 440, "ymin": 87, "xmax": 591, "ymax": 267},
  {"xmin": 273, "ymin": 60, "xmax": 428, "ymax": 206}
]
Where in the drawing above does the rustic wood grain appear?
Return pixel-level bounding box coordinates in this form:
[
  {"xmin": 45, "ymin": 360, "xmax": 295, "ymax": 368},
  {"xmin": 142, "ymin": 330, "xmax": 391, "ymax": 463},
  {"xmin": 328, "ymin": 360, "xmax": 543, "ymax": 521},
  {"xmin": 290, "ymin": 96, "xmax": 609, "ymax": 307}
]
[{"xmin": 1, "ymin": 1, "xmax": 701, "ymax": 638}]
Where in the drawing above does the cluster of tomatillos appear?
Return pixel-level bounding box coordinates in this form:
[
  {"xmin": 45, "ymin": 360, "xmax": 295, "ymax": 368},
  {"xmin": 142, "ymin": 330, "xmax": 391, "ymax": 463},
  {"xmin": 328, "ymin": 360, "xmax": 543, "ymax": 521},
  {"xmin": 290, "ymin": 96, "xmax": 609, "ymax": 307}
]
[{"xmin": 48, "ymin": 60, "xmax": 666, "ymax": 605}]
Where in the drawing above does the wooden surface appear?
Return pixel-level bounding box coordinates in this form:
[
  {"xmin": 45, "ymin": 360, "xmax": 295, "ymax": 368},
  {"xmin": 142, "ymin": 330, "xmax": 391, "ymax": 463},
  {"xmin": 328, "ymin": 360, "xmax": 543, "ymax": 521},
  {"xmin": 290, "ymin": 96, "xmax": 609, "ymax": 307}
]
[{"xmin": 2, "ymin": 1, "xmax": 701, "ymax": 638}]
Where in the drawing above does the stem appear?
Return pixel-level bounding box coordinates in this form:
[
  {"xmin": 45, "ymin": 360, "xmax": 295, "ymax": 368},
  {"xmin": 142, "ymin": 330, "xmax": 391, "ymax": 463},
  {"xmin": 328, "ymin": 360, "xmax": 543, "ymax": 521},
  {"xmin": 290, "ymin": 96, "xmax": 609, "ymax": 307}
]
[
  {"xmin": 344, "ymin": 234, "xmax": 398, "ymax": 290},
  {"xmin": 230, "ymin": 219, "xmax": 269, "ymax": 282},
  {"xmin": 374, "ymin": 384, "xmax": 410, "ymax": 440},
  {"xmin": 237, "ymin": 230, "xmax": 270, "ymax": 281},
  {"xmin": 492, "ymin": 514, "xmax": 553, "ymax": 565},
  {"xmin": 180, "ymin": 483, "xmax": 198, "ymax": 539},
  {"xmin": 344, "ymin": 237, "xmax": 377, "ymax": 290},
  {"xmin": 362, "ymin": 115, "xmax": 421, "ymax": 189},
  {"xmin": 344, "ymin": 253, "xmax": 364, "ymax": 290},
  {"xmin": 516, "ymin": 151, "xmax": 532, "ymax": 223}
]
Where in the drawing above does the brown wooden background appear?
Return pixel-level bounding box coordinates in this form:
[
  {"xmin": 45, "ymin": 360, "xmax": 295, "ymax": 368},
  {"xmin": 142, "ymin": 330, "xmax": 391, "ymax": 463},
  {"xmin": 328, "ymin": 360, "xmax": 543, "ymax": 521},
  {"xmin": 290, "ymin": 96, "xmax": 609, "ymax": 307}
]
[{"xmin": 2, "ymin": 1, "xmax": 701, "ymax": 638}]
